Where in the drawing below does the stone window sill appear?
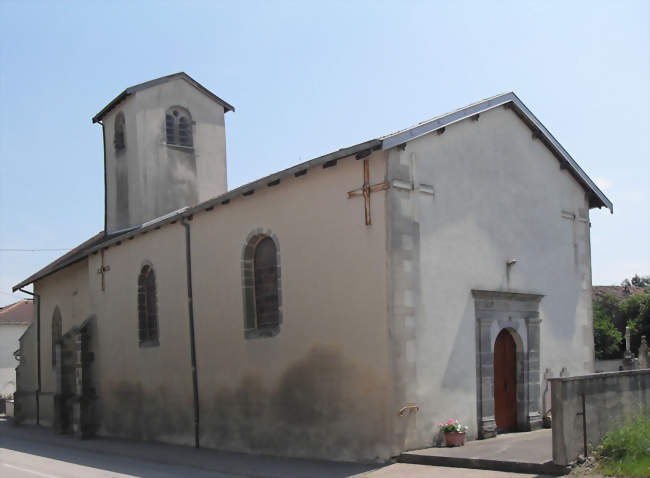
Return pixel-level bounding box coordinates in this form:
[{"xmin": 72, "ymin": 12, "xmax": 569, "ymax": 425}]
[
  {"xmin": 165, "ymin": 143, "xmax": 194, "ymax": 152},
  {"xmin": 245, "ymin": 326, "xmax": 280, "ymax": 340},
  {"xmin": 139, "ymin": 339, "xmax": 160, "ymax": 348}
]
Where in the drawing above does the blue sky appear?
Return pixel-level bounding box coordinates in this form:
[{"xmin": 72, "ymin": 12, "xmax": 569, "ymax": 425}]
[{"xmin": 0, "ymin": 0, "xmax": 648, "ymax": 306}]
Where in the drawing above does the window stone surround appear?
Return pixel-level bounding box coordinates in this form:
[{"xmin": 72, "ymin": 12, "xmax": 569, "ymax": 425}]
[
  {"xmin": 472, "ymin": 289, "xmax": 543, "ymax": 438},
  {"xmin": 241, "ymin": 228, "xmax": 282, "ymax": 339}
]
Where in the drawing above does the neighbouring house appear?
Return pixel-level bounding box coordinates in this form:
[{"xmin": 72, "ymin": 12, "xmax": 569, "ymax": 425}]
[
  {"xmin": 0, "ymin": 300, "xmax": 33, "ymax": 397},
  {"xmin": 12, "ymin": 73, "xmax": 612, "ymax": 462},
  {"xmin": 592, "ymin": 285, "xmax": 645, "ymax": 300}
]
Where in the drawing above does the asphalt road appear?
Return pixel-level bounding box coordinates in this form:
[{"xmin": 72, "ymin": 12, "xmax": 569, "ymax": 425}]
[
  {"xmin": 0, "ymin": 436, "xmax": 242, "ymax": 477},
  {"xmin": 0, "ymin": 417, "xmax": 552, "ymax": 477}
]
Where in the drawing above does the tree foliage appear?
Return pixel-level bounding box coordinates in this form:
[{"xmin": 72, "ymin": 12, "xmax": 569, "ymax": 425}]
[
  {"xmin": 593, "ymin": 295, "xmax": 624, "ymax": 359},
  {"xmin": 592, "ymin": 278, "xmax": 650, "ymax": 360}
]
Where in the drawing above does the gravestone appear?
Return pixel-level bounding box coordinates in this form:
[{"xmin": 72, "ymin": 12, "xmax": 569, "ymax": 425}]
[
  {"xmin": 622, "ymin": 326, "xmax": 637, "ymax": 370},
  {"xmin": 639, "ymin": 336, "xmax": 648, "ymax": 369}
]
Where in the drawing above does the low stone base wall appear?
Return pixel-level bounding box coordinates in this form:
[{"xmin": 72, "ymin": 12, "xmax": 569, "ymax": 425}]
[
  {"xmin": 550, "ymin": 369, "xmax": 650, "ymax": 466},
  {"xmin": 13, "ymin": 390, "xmax": 38, "ymax": 425}
]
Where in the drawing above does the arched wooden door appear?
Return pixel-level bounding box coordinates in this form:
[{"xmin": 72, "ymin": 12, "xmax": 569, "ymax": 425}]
[{"xmin": 494, "ymin": 329, "xmax": 517, "ymax": 432}]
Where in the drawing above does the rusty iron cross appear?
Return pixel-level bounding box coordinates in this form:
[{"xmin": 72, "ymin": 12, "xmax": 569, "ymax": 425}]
[
  {"xmin": 97, "ymin": 249, "xmax": 111, "ymax": 291},
  {"xmin": 347, "ymin": 159, "xmax": 390, "ymax": 225}
]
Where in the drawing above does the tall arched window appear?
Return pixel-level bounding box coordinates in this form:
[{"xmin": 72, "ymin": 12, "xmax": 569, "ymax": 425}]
[
  {"xmin": 242, "ymin": 232, "xmax": 282, "ymax": 338},
  {"xmin": 114, "ymin": 112, "xmax": 126, "ymax": 152},
  {"xmin": 137, "ymin": 264, "xmax": 159, "ymax": 346},
  {"xmin": 165, "ymin": 107, "xmax": 193, "ymax": 147},
  {"xmin": 52, "ymin": 307, "xmax": 62, "ymax": 367}
]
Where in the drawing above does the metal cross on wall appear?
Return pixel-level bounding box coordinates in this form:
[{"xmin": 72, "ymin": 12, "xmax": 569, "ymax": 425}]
[
  {"xmin": 347, "ymin": 158, "xmax": 390, "ymax": 226},
  {"xmin": 97, "ymin": 249, "xmax": 111, "ymax": 291}
]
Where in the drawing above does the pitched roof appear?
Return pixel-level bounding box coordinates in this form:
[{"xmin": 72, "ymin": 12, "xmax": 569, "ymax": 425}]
[
  {"xmin": 12, "ymin": 231, "xmax": 106, "ymax": 293},
  {"xmin": 13, "ymin": 92, "xmax": 612, "ymax": 291},
  {"xmin": 382, "ymin": 92, "xmax": 612, "ymax": 213},
  {"xmin": 0, "ymin": 300, "xmax": 33, "ymax": 325},
  {"xmin": 92, "ymin": 72, "xmax": 235, "ymax": 123}
]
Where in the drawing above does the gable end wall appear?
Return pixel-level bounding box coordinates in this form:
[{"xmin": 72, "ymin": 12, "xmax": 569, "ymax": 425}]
[{"xmin": 387, "ymin": 105, "xmax": 595, "ymax": 452}]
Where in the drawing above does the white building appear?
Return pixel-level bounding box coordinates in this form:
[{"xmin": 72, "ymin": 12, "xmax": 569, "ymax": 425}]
[
  {"xmin": 14, "ymin": 73, "xmax": 611, "ymax": 462},
  {"xmin": 0, "ymin": 300, "xmax": 32, "ymax": 397}
]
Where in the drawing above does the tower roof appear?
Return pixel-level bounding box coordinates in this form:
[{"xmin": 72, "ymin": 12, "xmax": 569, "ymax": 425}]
[{"xmin": 92, "ymin": 72, "xmax": 235, "ymax": 123}]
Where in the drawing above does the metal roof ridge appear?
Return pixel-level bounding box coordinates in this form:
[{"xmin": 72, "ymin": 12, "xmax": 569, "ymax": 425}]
[{"xmin": 381, "ymin": 92, "xmax": 612, "ymax": 213}]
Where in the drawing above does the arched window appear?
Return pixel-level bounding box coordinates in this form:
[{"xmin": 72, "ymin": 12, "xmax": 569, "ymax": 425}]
[
  {"xmin": 52, "ymin": 307, "xmax": 62, "ymax": 367},
  {"xmin": 242, "ymin": 232, "xmax": 282, "ymax": 338},
  {"xmin": 165, "ymin": 107, "xmax": 193, "ymax": 147},
  {"xmin": 114, "ymin": 112, "xmax": 126, "ymax": 152},
  {"xmin": 137, "ymin": 264, "xmax": 159, "ymax": 346}
]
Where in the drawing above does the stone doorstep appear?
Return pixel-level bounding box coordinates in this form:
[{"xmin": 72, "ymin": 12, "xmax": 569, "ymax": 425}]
[
  {"xmin": 398, "ymin": 453, "xmax": 570, "ymax": 476},
  {"xmin": 398, "ymin": 430, "xmax": 570, "ymax": 476}
]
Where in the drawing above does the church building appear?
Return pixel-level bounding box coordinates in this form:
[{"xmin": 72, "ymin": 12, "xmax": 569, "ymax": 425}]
[{"xmin": 13, "ymin": 73, "xmax": 612, "ymax": 462}]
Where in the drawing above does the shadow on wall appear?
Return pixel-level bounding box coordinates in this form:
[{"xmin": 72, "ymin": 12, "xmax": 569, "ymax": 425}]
[{"xmin": 203, "ymin": 345, "xmax": 389, "ymax": 463}]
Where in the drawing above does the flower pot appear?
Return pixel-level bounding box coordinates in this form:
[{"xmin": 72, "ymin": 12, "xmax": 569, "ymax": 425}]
[{"xmin": 444, "ymin": 431, "xmax": 466, "ymax": 447}]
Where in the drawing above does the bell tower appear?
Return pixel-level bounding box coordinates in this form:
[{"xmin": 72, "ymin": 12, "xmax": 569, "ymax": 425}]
[{"xmin": 93, "ymin": 73, "xmax": 235, "ymax": 234}]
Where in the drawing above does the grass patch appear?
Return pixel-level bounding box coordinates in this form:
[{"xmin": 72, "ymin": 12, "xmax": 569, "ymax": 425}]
[{"xmin": 595, "ymin": 413, "xmax": 650, "ymax": 477}]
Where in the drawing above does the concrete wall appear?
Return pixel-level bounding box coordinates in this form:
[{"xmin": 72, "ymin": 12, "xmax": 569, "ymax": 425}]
[
  {"xmin": 386, "ymin": 105, "xmax": 596, "ymax": 452},
  {"xmin": 32, "ymin": 150, "xmax": 392, "ymax": 462},
  {"xmin": 594, "ymin": 359, "xmax": 624, "ymax": 373},
  {"xmin": 103, "ymin": 78, "xmax": 228, "ymax": 233},
  {"xmin": 551, "ymin": 370, "xmax": 650, "ymax": 466},
  {"xmin": 1, "ymin": 323, "xmax": 28, "ymax": 395}
]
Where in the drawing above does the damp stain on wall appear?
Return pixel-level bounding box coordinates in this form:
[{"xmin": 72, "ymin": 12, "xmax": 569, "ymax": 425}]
[
  {"xmin": 201, "ymin": 345, "xmax": 390, "ymax": 462},
  {"xmin": 96, "ymin": 345, "xmax": 390, "ymax": 462},
  {"xmin": 101, "ymin": 380, "xmax": 193, "ymax": 445}
]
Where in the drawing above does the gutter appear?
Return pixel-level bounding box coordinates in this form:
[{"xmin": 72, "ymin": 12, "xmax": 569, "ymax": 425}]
[
  {"xmin": 11, "ymin": 139, "xmax": 382, "ymax": 293},
  {"xmin": 180, "ymin": 216, "xmax": 200, "ymax": 448},
  {"xmin": 18, "ymin": 288, "xmax": 40, "ymax": 425}
]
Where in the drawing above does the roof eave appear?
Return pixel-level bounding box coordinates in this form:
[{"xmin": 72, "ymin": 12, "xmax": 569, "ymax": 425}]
[
  {"xmin": 381, "ymin": 92, "xmax": 613, "ymax": 213},
  {"xmin": 11, "ymin": 139, "xmax": 382, "ymax": 291},
  {"xmin": 91, "ymin": 72, "xmax": 235, "ymax": 124}
]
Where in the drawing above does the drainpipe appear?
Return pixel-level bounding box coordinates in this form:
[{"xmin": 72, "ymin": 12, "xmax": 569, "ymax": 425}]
[
  {"xmin": 180, "ymin": 216, "xmax": 200, "ymax": 448},
  {"xmin": 19, "ymin": 288, "xmax": 40, "ymax": 425}
]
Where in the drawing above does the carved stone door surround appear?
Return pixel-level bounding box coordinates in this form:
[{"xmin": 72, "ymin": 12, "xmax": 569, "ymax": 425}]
[{"xmin": 472, "ymin": 289, "xmax": 543, "ymax": 438}]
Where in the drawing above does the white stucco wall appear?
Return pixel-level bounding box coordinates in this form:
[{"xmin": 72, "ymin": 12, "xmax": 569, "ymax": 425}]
[
  {"xmin": 103, "ymin": 78, "xmax": 228, "ymax": 233},
  {"xmin": 0, "ymin": 324, "xmax": 28, "ymax": 396},
  {"xmin": 387, "ymin": 105, "xmax": 596, "ymax": 451},
  {"xmin": 32, "ymin": 150, "xmax": 392, "ymax": 462}
]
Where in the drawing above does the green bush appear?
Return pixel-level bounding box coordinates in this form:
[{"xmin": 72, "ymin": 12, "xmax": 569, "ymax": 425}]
[
  {"xmin": 593, "ymin": 287, "xmax": 650, "ymax": 359},
  {"xmin": 596, "ymin": 413, "xmax": 650, "ymax": 477}
]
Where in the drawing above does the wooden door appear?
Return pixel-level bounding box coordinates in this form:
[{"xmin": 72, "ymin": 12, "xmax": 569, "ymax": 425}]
[{"xmin": 494, "ymin": 329, "xmax": 517, "ymax": 432}]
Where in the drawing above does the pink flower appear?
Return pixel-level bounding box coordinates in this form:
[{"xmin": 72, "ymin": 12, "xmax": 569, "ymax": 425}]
[
  {"xmin": 439, "ymin": 423, "xmax": 443, "ymax": 427},
  {"xmin": 455, "ymin": 420, "xmax": 459, "ymax": 424},
  {"xmin": 447, "ymin": 419, "xmax": 453, "ymax": 425}
]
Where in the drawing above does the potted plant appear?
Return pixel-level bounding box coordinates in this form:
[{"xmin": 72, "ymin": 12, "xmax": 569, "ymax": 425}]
[{"xmin": 439, "ymin": 419, "xmax": 468, "ymax": 447}]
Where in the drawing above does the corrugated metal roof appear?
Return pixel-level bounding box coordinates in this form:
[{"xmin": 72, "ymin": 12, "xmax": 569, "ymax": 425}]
[{"xmin": 92, "ymin": 72, "xmax": 235, "ymax": 123}]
